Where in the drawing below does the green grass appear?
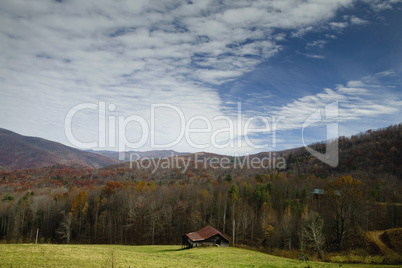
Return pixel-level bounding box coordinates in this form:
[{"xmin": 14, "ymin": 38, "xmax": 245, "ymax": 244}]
[{"xmin": 0, "ymin": 244, "xmax": 399, "ymax": 268}]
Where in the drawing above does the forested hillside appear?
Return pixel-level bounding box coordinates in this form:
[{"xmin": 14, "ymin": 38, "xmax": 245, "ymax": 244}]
[
  {"xmin": 0, "ymin": 128, "xmax": 119, "ymax": 170},
  {"xmin": 282, "ymin": 124, "xmax": 402, "ymax": 178},
  {"xmin": 0, "ymin": 124, "xmax": 401, "ymax": 260}
]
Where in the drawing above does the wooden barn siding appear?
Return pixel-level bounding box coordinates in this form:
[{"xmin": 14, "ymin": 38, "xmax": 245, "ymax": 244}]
[{"xmin": 189, "ymin": 234, "xmax": 229, "ymax": 248}]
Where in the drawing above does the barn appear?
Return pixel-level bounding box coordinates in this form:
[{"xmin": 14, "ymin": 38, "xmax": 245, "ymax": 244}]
[{"xmin": 182, "ymin": 225, "xmax": 229, "ymax": 248}]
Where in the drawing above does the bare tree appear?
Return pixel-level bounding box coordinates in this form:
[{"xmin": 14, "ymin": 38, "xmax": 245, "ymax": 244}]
[
  {"xmin": 57, "ymin": 212, "xmax": 72, "ymax": 243},
  {"xmin": 302, "ymin": 212, "xmax": 325, "ymax": 259}
]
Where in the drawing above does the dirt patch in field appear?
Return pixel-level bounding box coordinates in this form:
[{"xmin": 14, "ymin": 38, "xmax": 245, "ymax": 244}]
[
  {"xmin": 380, "ymin": 228, "xmax": 402, "ymax": 252},
  {"xmin": 366, "ymin": 228, "xmax": 402, "ymax": 255}
]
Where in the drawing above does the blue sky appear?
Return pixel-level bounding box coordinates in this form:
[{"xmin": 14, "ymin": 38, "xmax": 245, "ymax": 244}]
[{"xmin": 1, "ymin": 0, "xmax": 402, "ymax": 155}]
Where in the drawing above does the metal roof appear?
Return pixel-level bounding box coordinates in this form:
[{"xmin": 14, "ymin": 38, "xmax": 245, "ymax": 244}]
[
  {"xmin": 312, "ymin": 189, "xmax": 325, "ymax": 194},
  {"xmin": 185, "ymin": 225, "xmax": 227, "ymax": 242},
  {"xmin": 311, "ymin": 188, "xmax": 340, "ymax": 195}
]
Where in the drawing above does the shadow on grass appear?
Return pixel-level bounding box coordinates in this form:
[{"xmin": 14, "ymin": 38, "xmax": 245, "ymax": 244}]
[{"xmin": 155, "ymin": 247, "xmax": 184, "ymax": 253}]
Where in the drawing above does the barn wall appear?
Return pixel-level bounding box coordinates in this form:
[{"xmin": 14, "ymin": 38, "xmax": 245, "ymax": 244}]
[{"xmin": 191, "ymin": 235, "xmax": 229, "ymax": 247}]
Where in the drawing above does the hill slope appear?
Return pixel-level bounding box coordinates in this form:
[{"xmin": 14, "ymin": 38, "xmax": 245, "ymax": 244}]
[
  {"xmin": 271, "ymin": 124, "xmax": 402, "ymax": 178},
  {"xmin": 0, "ymin": 244, "xmax": 396, "ymax": 268},
  {"xmin": 87, "ymin": 149, "xmax": 190, "ymax": 160},
  {"xmin": 0, "ymin": 128, "xmax": 119, "ymax": 170},
  {"xmin": 366, "ymin": 228, "xmax": 402, "ymax": 255}
]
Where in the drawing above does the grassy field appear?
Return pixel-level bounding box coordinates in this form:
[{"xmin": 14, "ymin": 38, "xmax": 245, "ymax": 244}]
[{"xmin": 0, "ymin": 244, "xmax": 400, "ymax": 268}]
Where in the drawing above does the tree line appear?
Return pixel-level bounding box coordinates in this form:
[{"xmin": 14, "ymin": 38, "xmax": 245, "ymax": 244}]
[
  {"xmin": 1, "ymin": 171, "xmax": 400, "ymax": 255},
  {"xmin": 0, "ymin": 124, "xmax": 401, "ymax": 259}
]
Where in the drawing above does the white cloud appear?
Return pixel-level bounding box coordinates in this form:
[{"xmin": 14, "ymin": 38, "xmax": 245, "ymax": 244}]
[
  {"xmin": 305, "ymin": 54, "xmax": 326, "ymax": 59},
  {"xmin": 307, "ymin": 40, "xmax": 328, "ymax": 48},
  {"xmin": 1, "ymin": 0, "xmax": 401, "ymax": 155},
  {"xmin": 350, "ymin": 16, "xmax": 369, "ymax": 25},
  {"xmin": 221, "ymin": 7, "xmax": 266, "ymax": 25},
  {"xmin": 336, "ymin": 85, "xmax": 368, "ymax": 94},
  {"xmin": 364, "ymin": 0, "xmax": 402, "ymax": 11},
  {"xmin": 268, "ymin": 71, "xmax": 402, "ymax": 132},
  {"xmin": 346, "ymin": 80, "xmax": 365, "ymax": 87},
  {"xmin": 325, "ymin": 34, "xmax": 337, "ymax": 39},
  {"xmin": 273, "ymin": 33, "xmax": 287, "ymax": 41},
  {"xmin": 291, "ymin": 26, "xmax": 315, "ymax": 38},
  {"xmin": 330, "ymin": 22, "xmax": 348, "ymax": 29}
]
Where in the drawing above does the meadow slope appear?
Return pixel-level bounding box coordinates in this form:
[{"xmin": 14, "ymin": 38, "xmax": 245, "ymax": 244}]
[{"xmin": 0, "ymin": 244, "xmax": 399, "ymax": 268}]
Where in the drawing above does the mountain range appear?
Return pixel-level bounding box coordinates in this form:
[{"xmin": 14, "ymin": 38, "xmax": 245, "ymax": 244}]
[
  {"xmin": 1, "ymin": 124, "xmax": 401, "ymax": 177},
  {"xmin": 0, "ymin": 128, "xmax": 120, "ymax": 170},
  {"xmin": 0, "ymin": 128, "xmax": 190, "ymax": 171},
  {"xmin": 86, "ymin": 149, "xmax": 190, "ymax": 161}
]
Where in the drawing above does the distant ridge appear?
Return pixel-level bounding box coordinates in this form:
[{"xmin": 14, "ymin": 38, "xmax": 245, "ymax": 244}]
[
  {"xmin": 0, "ymin": 128, "xmax": 119, "ymax": 170},
  {"xmin": 87, "ymin": 149, "xmax": 190, "ymax": 161}
]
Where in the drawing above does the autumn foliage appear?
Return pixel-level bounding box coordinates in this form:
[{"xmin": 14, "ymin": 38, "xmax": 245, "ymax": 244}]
[{"xmin": 0, "ymin": 124, "xmax": 401, "ymax": 258}]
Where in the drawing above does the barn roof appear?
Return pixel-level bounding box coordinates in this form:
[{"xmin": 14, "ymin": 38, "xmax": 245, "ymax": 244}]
[{"xmin": 185, "ymin": 225, "xmax": 227, "ymax": 242}]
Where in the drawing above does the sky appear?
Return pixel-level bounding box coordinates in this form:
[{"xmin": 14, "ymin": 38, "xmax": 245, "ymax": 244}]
[{"xmin": 1, "ymin": 0, "xmax": 402, "ymax": 156}]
